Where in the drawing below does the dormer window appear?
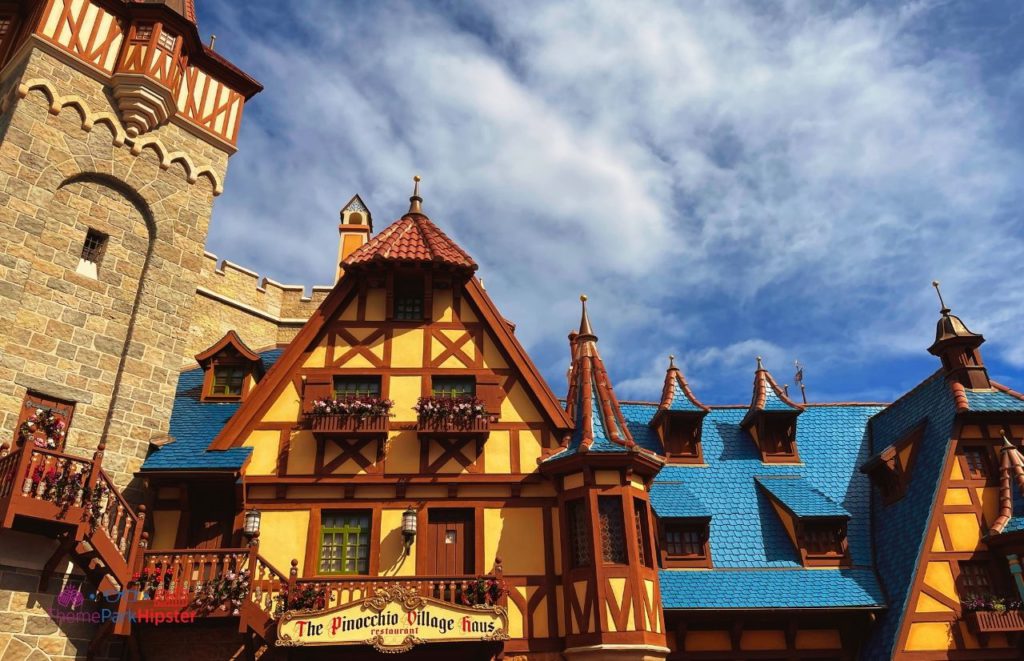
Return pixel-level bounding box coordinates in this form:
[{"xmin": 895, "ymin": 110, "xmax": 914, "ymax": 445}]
[
  {"xmin": 195, "ymin": 331, "xmax": 263, "ymax": 402},
  {"xmin": 211, "ymin": 366, "xmax": 245, "ymax": 398},
  {"xmin": 862, "ymin": 424, "xmax": 923, "ymax": 505},
  {"xmin": 741, "ymin": 361, "xmax": 804, "ymax": 463},
  {"xmin": 650, "ymin": 358, "xmax": 709, "ymax": 464},
  {"xmin": 660, "ymin": 518, "xmax": 711, "ymax": 568},
  {"xmin": 800, "ymin": 519, "xmax": 849, "ymax": 565}
]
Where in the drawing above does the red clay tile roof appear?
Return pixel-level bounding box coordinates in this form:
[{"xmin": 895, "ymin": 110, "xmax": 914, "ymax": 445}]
[{"xmin": 343, "ymin": 213, "xmax": 477, "ymax": 271}]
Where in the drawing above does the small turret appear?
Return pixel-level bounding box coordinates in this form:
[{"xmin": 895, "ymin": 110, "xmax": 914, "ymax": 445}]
[
  {"xmin": 335, "ymin": 194, "xmax": 373, "ymax": 282},
  {"xmin": 927, "ymin": 281, "xmax": 990, "ymax": 390}
]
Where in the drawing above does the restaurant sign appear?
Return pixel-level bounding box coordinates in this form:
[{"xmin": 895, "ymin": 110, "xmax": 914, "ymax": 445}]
[{"xmin": 276, "ymin": 586, "xmax": 509, "ymax": 652}]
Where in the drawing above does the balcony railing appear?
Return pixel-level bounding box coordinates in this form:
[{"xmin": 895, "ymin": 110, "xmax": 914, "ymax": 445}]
[
  {"xmin": 416, "ymin": 417, "xmax": 491, "ymax": 436},
  {"xmin": 307, "ymin": 414, "xmax": 389, "ymax": 437},
  {"xmin": 966, "ymin": 609, "xmax": 1024, "ymax": 633}
]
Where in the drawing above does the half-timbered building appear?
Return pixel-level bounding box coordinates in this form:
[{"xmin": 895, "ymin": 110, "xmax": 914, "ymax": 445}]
[{"xmin": 2, "ymin": 2, "xmax": 1024, "ymax": 660}]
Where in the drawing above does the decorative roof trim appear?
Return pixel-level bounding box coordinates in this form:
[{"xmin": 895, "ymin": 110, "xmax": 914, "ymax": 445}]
[
  {"xmin": 741, "ymin": 361, "xmax": 804, "ymax": 429},
  {"xmin": 989, "ymin": 433, "xmax": 1024, "ymax": 537},
  {"xmin": 194, "ymin": 330, "xmax": 261, "ymax": 366}
]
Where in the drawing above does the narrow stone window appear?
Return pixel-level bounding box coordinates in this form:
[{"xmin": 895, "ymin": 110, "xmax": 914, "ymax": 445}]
[{"xmin": 76, "ymin": 229, "xmax": 108, "ymax": 279}]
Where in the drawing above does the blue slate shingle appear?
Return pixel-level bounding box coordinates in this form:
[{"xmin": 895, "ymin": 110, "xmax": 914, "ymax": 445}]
[
  {"xmin": 861, "ymin": 372, "xmax": 957, "ymax": 659},
  {"xmin": 762, "ymin": 381, "xmax": 801, "ymax": 411},
  {"xmin": 659, "ymin": 568, "xmax": 885, "ymax": 609},
  {"xmin": 142, "ymin": 349, "xmax": 285, "ymax": 471},
  {"xmin": 756, "ymin": 475, "xmax": 849, "ymax": 519},
  {"xmin": 649, "ymin": 482, "xmax": 710, "ymax": 519},
  {"xmin": 965, "ymin": 388, "xmax": 1024, "ymax": 412},
  {"xmin": 665, "ymin": 380, "xmax": 705, "ymax": 413},
  {"xmin": 636, "ymin": 401, "xmax": 885, "ymax": 610}
]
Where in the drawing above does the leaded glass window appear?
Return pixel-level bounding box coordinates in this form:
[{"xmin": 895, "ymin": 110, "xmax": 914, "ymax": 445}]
[
  {"xmin": 598, "ymin": 496, "xmax": 627, "ymax": 564},
  {"xmin": 566, "ymin": 499, "xmax": 590, "ymax": 569}
]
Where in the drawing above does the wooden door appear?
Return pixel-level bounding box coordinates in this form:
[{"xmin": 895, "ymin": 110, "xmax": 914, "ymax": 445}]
[
  {"xmin": 426, "ymin": 509, "xmax": 474, "ymax": 575},
  {"xmin": 185, "ymin": 483, "xmax": 235, "ymax": 549}
]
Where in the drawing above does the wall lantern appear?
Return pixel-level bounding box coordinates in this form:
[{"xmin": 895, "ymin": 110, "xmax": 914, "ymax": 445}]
[
  {"xmin": 244, "ymin": 508, "xmax": 262, "ymax": 538},
  {"xmin": 401, "ymin": 507, "xmax": 417, "ymax": 555}
]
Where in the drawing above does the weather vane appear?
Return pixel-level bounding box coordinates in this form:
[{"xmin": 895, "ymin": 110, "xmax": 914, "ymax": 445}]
[{"xmin": 794, "ymin": 360, "xmax": 807, "ymax": 404}]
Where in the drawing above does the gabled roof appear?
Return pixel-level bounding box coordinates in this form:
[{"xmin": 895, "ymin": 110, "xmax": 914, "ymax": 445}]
[
  {"xmin": 209, "ymin": 271, "xmax": 570, "ymax": 452},
  {"xmin": 342, "ymin": 212, "xmax": 476, "ymax": 272},
  {"xmin": 741, "ymin": 358, "xmax": 804, "ymax": 428},
  {"xmin": 655, "ymin": 356, "xmax": 709, "ymax": 415},
  {"xmin": 756, "ymin": 475, "xmax": 850, "ymax": 519}
]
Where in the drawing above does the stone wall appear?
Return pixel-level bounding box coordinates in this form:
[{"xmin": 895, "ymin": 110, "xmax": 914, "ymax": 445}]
[
  {"xmin": 185, "ymin": 251, "xmax": 330, "ymax": 364},
  {"xmin": 0, "ymin": 45, "xmax": 230, "ymax": 490}
]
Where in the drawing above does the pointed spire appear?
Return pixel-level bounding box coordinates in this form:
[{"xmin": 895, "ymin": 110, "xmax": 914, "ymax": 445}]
[
  {"xmin": 578, "ymin": 294, "xmax": 596, "ymax": 340},
  {"xmin": 408, "ymin": 175, "xmax": 423, "ymax": 214},
  {"xmin": 563, "ymin": 296, "xmax": 635, "ymax": 453}
]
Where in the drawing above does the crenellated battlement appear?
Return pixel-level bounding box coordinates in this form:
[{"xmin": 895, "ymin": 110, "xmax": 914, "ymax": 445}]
[{"xmin": 186, "ymin": 252, "xmax": 332, "ymax": 364}]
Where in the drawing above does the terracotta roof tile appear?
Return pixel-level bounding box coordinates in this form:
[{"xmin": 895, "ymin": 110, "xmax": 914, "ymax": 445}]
[{"xmin": 343, "ymin": 213, "xmax": 477, "ymax": 271}]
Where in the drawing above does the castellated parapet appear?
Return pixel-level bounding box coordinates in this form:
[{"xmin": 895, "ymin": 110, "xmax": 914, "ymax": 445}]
[{"xmin": 188, "ymin": 252, "xmax": 330, "ymax": 361}]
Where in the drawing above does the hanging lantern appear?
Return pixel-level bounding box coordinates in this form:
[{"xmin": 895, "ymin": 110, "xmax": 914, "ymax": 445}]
[
  {"xmin": 243, "ymin": 509, "xmax": 262, "ymax": 537},
  {"xmin": 401, "ymin": 507, "xmax": 417, "ymax": 555}
]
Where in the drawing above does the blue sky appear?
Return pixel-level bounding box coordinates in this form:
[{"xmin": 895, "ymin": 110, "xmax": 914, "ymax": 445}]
[{"xmin": 195, "ymin": 1, "xmax": 1024, "ymax": 406}]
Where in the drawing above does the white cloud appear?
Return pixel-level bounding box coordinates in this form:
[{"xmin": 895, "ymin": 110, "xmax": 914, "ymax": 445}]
[{"xmin": 201, "ymin": 0, "xmax": 1024, "ymax": 403}]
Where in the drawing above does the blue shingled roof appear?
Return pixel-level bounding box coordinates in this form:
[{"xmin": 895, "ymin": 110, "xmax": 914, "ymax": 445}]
[
  {"xmin": 635, "ymin": 401, "xmax": 885, "ymax": 610},
  {"xmin": 756, "ymin": 475, "xmax": 849, "ymax": 519},
  {"xmin": 142, "ymin": 349, "xmax": 285, "ymax": 471},
  {"xmin": 665, "ymin": 379, "xmax": 705, "ymax": 413},
  {"xmin": 965, "ymin": 387, "xmax": 1024, "ymax": 412},
  {"xmin": 861, "ymin": 372, "xmax": 957, "ymax": 659},
  {"xmin": 762, "ymin": 378, "xmax": 801, "ymax": 411},
  {"xmin": 659, "ymin": 568, "xmax": 885, "ymax": 609},
  {"xmin": 649, "ymin": 482, "xmax": 710, "ymax": 519}
]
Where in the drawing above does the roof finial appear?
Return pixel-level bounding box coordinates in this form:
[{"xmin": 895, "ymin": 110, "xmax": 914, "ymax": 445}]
[
  {"xmin": 756, "ymin": 356, "xmax": 763, "ymax": 370},
  {"xmin": 669, "ymin": 354, "xmax": 676, "ymax": 370},
  {"xmin": 408, "ymin": 175, "xmax": 423, "ymax": 214},
  {"xmin": 209, "ymin": 34, "xmax": 217, "ymax": 50},
  {"xmin": 1001, "ymin": 428, "xmax": 1016, "ymax": 450},
  {"xmin": 578, "ymin": 294, "xmax": 596, "ymax": 338},
  {"xmin": 932, "ymin": 280, "xmax": 950, "ymax": 315}
]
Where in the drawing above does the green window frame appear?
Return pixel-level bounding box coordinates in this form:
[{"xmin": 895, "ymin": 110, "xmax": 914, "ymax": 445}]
[
  {"xmin": 333, "ymin": 376, "xmax": 381, "ymax": 399},
  {"xmin": 212, "ymin": 366, "xmax": 245, "ymax": 397},
  {"xmin": 431, "ymin": 377, "xmax": 475, "ymax": 398},
  {"xmin": 319, "ymin": 511, "xmax": 371, "ymax": 575}
]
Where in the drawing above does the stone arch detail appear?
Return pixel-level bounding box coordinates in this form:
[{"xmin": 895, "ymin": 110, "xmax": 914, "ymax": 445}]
[{"xmin": 15, "ymin": 77, "xmax": 224, "ymax": 195}]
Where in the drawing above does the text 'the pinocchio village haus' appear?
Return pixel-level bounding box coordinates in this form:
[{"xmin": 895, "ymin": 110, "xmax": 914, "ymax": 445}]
[{"xmin": 2, "ymin": 2, "xmax": 1024, "ymax": 660}]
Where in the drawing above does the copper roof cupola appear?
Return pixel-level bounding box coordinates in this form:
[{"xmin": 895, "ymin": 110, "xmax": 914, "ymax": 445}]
[{"xmin": 927, "ymin": 281, "xmax": 990, "ymax": 390}]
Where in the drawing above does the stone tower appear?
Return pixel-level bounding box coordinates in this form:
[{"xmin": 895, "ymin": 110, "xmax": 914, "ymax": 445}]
[{"xmin": 0, "ymin": 0, "xmax": 260, "ymax": 490}]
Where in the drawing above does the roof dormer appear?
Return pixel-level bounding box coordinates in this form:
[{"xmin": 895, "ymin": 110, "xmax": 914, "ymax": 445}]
[
  {"xmin": 195, "ymin": 331, "xmax": 263, "ymax": 402},
  {"xmin": 650, "ymin": 355, "xmax": 709, "ymax": 464},
  {"xmin": 741, "ymin": 358, "xmax": 804, "ymax": 463}
]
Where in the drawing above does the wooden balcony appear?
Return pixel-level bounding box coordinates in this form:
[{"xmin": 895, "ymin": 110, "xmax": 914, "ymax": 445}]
[
  {"xmin": 966, "ymin": 609, "xmax": 1024, "ymax": 633},
  {"xmin": 307, "ymin": 414, "xmax": 389, "ymax": 438},
  {"xmin": 416, "ymin": 417, "xmax": 491, "ymax": 438}
]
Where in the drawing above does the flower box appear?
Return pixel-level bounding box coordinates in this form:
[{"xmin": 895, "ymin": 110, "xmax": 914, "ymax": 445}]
[
  {"xmin": 308, "ymin": 414, "xmax": 389, "ymax": 436},
  {"xmin": 966, "ymin": 609, "xmax": 1024, "ymax": 633}
]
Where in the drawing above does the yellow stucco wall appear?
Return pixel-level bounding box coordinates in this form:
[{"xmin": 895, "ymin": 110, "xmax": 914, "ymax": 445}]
[
  {"xmin": 379, "ymin": 509, "xmax": 416, "ymax": 576},
  {"xmin": 243, "ymin": 430, "xmax": 280, "ymax": 475},
  {"xmin": 485, "ymin": 508, "xmax": 546, "ymax": 575},
  {"xmin": 260, "ymin": 510, "xmax": 310, "ymax": 576}
]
